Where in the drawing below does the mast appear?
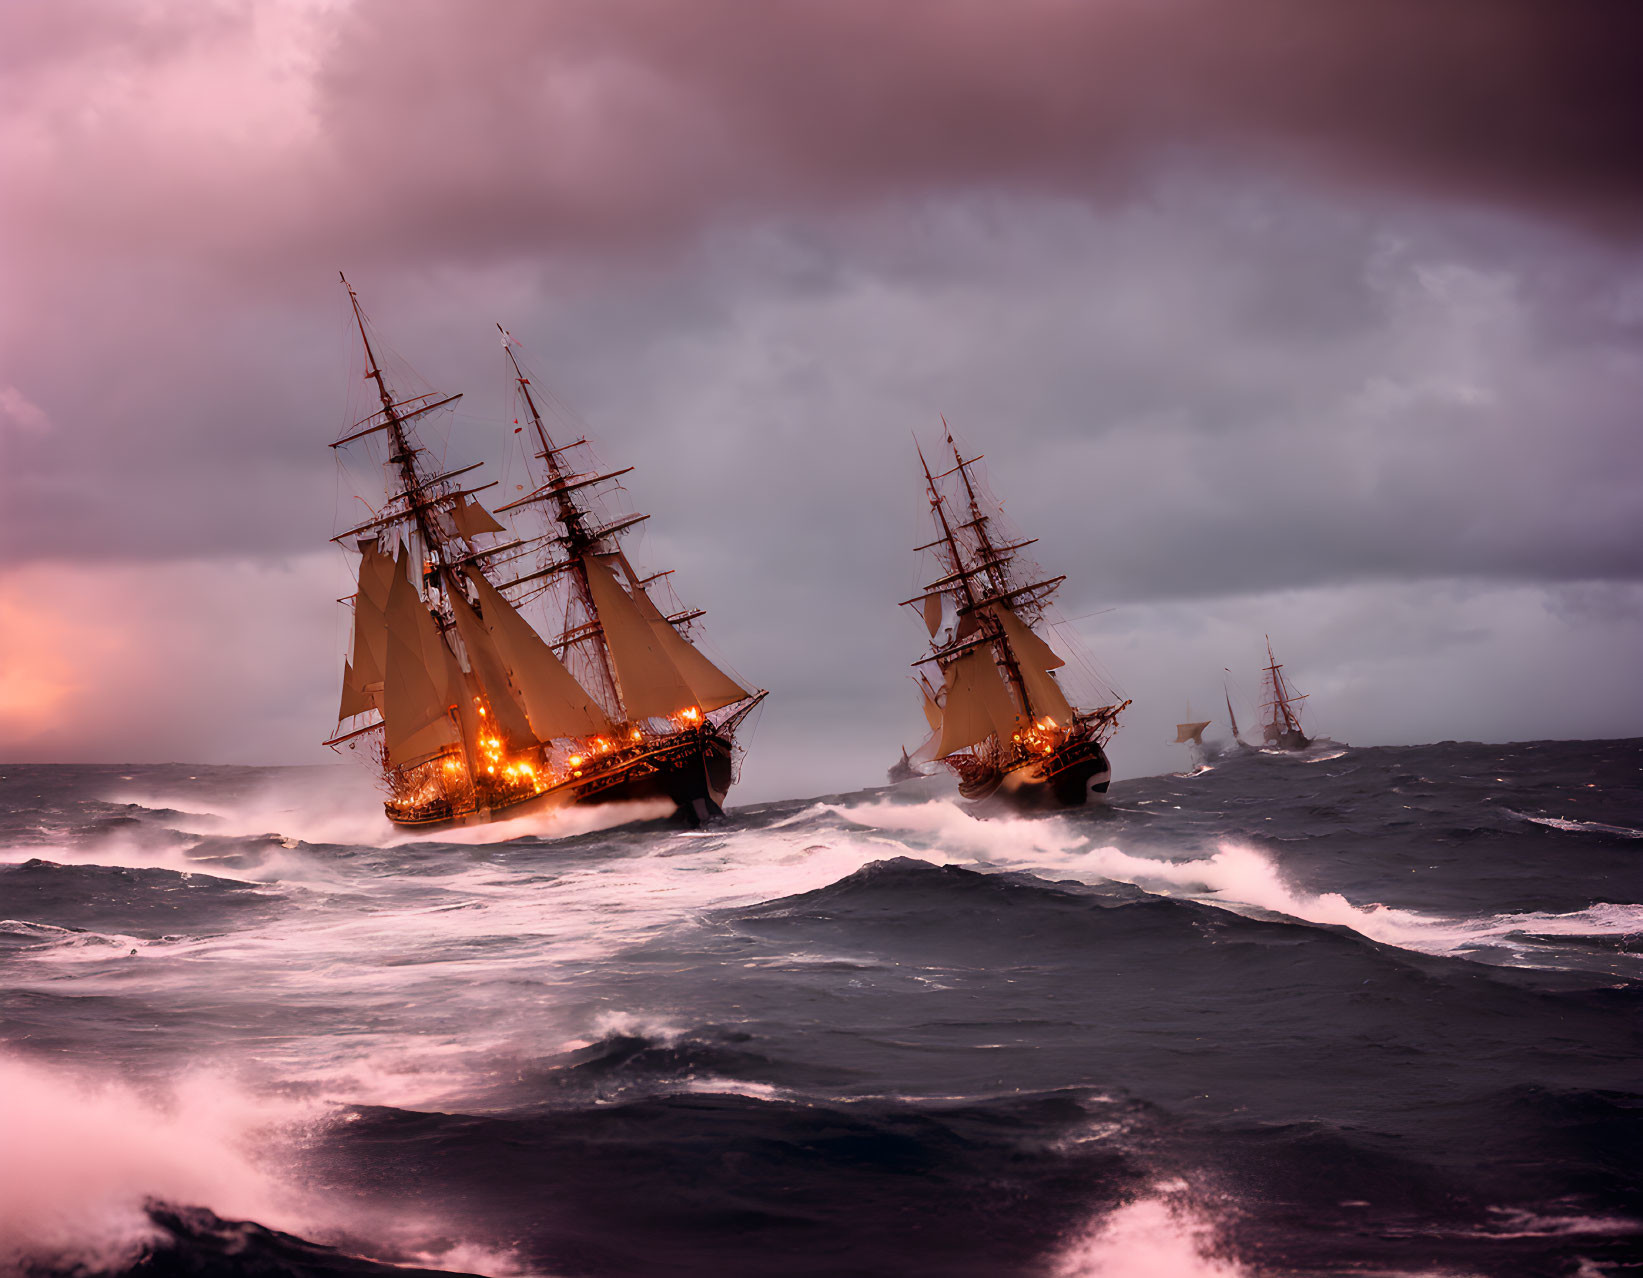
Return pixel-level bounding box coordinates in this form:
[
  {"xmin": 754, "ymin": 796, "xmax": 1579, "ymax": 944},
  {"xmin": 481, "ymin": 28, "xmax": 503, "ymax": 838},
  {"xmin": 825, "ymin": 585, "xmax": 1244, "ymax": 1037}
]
[
  {"xmin": 1225, "ymin": 684, "xmax": 1243, "ymax": 744},
  {"xmin": 332, "ymin": 276, "xmax": 480, "ymax": 782},
  {"xmin": 1261, "ymin": 635, "xmax": 1306, "ymax": 735},
  {"xmin": 498, "ymin": 327, "xmax": 625, "ymax": 715},
  {"xmin": 341, "ymin": 276, "xmax": 457, "ymax": 588},
  {"xmin": 942, "ymin": 426, "xmax": 1034, "ymax": 718},
  {"xmin": 918, "ymin": 440, "xmax": 981, "ymax": 614}
]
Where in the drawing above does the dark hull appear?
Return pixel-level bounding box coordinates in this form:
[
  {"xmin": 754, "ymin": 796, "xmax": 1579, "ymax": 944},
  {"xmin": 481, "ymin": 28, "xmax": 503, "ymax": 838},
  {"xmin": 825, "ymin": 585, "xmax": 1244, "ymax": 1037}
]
[
  {"xmin": 957, "ymin": 737, "xmax": 1112, "ymax": 811},
  {"xmin": 387, "ymin": 729, "xmax": 735, "ymax": 832},
  {"xmin": 1263, "ymin": 729, "xmax": 1312, "ymax": 751}
]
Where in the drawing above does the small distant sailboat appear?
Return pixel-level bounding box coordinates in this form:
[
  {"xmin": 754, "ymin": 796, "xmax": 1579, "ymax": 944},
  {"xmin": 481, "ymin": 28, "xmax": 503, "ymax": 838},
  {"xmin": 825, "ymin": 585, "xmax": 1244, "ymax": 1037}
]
[
  {"xmin": 1223, "ymin": 684, "xmax": 1253, "ymax": 751},
  {"xmin": 1174, "ymin": 721, "xmax": 1211, "ymax": 747},
  {"xmin": 1257, "ymin": 636, "xmax": 1310, "ymax": 750},
  {"xmin": 1175, "ymin": 717, "xmax": 1213, "ymax": 771},
  {"xmin": 325, "ymin": 279, "xmax": 765, "ymax": 829},
  {"xmin": 901, "ymin": 428, "xmax": 1128, "ymax": 808},
  {"xmin": 886, "ymin": 747, "xmax": 919, "ymax": 784}
]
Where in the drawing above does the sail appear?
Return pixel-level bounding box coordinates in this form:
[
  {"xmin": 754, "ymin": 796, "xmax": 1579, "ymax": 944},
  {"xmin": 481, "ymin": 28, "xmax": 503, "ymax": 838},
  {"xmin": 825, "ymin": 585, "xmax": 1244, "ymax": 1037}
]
[
  {"xmin": 616, "ymin": 558, "xmax": 747, "ymax": 712},
  {"xmin": 447, "ymin": 586, "xmax": 538, "ymax": 748},
  {"xmin": 935, "ymin": 647, "xmax": 1020, "ymax": 758},
  {"xmin": 922, "ymin": 593, "xmax": 943, "ymax": 637},
  {"xmin": 345, "ymin": 542, "xmax": 396, "ymax": 706},
  {"xmin": 451, "ymin": 496, "xmax": 505, "ymax": 539},
  {"xmin": 989, "ymin": 605, "xmax": 1074, "ymax": 726},
  {"xmin": 338, "ymin": 662, "xmax": 371, "ymax": 720},
  {"xmin": 469, "ymin": 573, "xmax": 612, "ymax": 739},
  {"xmin": 581, "ymin": 554, "xmax": 699, "ymax": 721},
  {"xmin": 922, "ymin": 688, "xmax": 943, "ymax": 732},
  {"xmin": 380, "ymin": 564, "xmax": 461, "ymax": 768},
  {"xmin": 1175, "ymin": 721, "xmax": 1211, "ymax": 744}
]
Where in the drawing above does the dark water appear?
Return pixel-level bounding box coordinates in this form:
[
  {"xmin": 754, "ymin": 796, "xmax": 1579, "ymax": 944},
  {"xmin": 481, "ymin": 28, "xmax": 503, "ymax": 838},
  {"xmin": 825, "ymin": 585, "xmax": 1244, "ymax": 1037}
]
[{"xmin": 1, "ymin": 740, "xmax": 1639, "ymax": 1277}]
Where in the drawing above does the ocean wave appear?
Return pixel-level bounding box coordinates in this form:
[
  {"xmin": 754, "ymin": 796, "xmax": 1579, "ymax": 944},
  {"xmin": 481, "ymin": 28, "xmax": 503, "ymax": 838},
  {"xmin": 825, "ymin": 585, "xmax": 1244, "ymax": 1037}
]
[{"xmin": 1505, "ymin": 809, "xmax": 1643, "ymax": 839}]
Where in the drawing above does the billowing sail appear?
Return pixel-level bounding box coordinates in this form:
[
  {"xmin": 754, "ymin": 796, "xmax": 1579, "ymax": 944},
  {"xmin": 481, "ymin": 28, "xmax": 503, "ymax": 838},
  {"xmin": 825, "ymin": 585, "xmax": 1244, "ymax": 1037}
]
[
  {"xmin": 448, "ymin": 586, "xmax": 538, "ymax": 748},
  {"xmin": 617, "ymin": 558, "xmax": 747, "ymax": 712},
  {"xmin": 380, "ymin": 562, "xmax": 461, "ymax": 768},
  {"xmin": 338, "ymin": 662, "xmax": 370, "ymax": 720},
  {"xmin": 1175, "ymin": 721, "xmax": 1211, "ymax": 744},
  {"xmin": 581, "ymin": 554, "xmax": 699, "ymax": 721},
  {"xmin": 343, "ymin": 542, "xmax": 395, "ymax": 713},
  {"xmin": 922, "ymin": 688, "xmax": 942, "ymax": 732},
  {"xmin": 922, "ymin": 593, "xmax": 943, "ymax": 637},
  {"xmin": 451, "ymin": 496, "xmax": 505, "ymax": 539},
  {"xmin": 469, "ymin": 573, "xmax": 612, "ymax": 739},
  {"xmin": 935, "ymin": 647, "xmax": 1020, "ymax": 758},
  {"xmin": 989, "ymin": 605, "xmax": 1074, "ymax": 726}
]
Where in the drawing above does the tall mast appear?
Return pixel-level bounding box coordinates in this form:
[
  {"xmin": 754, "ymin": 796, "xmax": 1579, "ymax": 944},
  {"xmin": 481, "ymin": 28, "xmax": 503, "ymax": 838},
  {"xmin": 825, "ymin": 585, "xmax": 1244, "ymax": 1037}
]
[
  {"xmin": 941, "ymin": 428, "xmax": 1034, "ymax": 718},
  {"xmin": 947, "ymin": 426, "xmax": 1013, "ymax": 605},
  {"xmin": 340, "ymin": 275, "xmax": 458, "ymax": 598},
  {"xmin": 918, "ymin": 441, "xmax": 981, "ymax": 614},
  {"xmin": 499, "ymin": 327, "xmax": 625, "ymax": 717},
  {"xmin": 1263, "ymin": 635, "xmax": 1302, "ymax": 733}
]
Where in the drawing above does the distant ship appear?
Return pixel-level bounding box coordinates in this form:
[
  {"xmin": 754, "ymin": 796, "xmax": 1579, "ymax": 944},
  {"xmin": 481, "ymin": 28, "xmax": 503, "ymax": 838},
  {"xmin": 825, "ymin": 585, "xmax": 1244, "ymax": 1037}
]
[
  {"xmin": 1174, "ymin": 721, "xmax": 1211, "ymax": 747},
  {"xmin": 902, "ymin": 429, "xmax": 1128, "ymax": 808},
  {"xmin": 886, "ymin": 747, "xmax": 919, "ymax": 784},
  {"xmin": 326, "ymin": 279, "xmax": 765, "ymax": 829},
  {"xmin": 1256, "ymin": 636, "xmax": 1310, "ymax": 750}
]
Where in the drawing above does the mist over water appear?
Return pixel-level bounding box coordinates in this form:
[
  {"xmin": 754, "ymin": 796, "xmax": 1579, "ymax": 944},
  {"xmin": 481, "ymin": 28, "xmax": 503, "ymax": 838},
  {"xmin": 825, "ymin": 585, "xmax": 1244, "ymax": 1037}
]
[{"xmin": 1, "ymin": 740, "xmax": 1638, "ymax": 1276}]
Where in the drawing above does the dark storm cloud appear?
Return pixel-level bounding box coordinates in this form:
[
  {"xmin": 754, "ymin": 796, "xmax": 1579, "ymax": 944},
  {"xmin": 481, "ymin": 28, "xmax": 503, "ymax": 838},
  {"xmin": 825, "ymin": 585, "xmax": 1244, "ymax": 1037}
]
[
  {"xmin": 5, "ymin": 0, "xmax": 1642, "ymax": 279},
  {"xmin": 313, "ymin": 0, "xmax": 1643, "ymax": 253}
]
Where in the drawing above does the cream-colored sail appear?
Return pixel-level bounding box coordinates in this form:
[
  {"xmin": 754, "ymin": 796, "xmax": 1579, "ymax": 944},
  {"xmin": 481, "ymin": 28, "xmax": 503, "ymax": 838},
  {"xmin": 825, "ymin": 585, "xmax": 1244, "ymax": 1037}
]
[
  {"xmin": 582, "ymin": 554, "xmax": 699, "ymax": 720},
  {"xmin": 469, "ymin": 573, "xmax": 612, "ymax": 739},
  {"xmin": 380, "ymin": 565, "xmax": 461, "ymax": 767},
  {"xmin": 1175, "ymin": 721, "xmax": 1211, "ymax": 744},
  {"xmin": 451, "ymin": 496, "xmax": 505, "ymax": 539},
  {"xmin": 935, "ymin": 647, "xmax": 1020, "ymax": 758},
  {"xmin": 922, "ymin": 688, "xmax": 943, "ymax": 732},
  {"xmin": 448, "ymin": 587, "xmax": 538, "ymax": 748},
  {"xmin": 616, "ymin": 558, "xmax": 747, "ymax": 712},
  {"xmin": 922, "ymin": 593, "xmax": 943, "ymax": 637},
  {"xmin": 338, "ymin": 662, "xmax": 371, "ymax": 720},
  {"xmin": 345, "ymin": 542, "xmax": 396, "ymax": 705},
  {"xmin": 990, "ymin": 605, "xmax": 1075, "ymax": 726}
]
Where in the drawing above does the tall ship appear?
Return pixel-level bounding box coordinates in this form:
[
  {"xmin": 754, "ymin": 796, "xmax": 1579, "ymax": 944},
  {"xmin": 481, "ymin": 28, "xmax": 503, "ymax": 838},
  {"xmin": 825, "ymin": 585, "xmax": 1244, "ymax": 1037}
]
[
  {"xmin": 902, "ymin": 429, "xmax": 1129, "ymax": 807},
  {"xmin": 326, "ymin": 279, "xmax": 765, "ymax": 829},
  {"xmin": 1256, "ymin": 636, "xmax": 1310, "ymax": 750}
]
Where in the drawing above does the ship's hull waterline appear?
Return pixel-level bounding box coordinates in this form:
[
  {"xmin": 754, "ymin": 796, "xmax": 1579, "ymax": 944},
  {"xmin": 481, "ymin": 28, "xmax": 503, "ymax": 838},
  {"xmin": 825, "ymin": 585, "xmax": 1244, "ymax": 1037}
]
[
  {"xmin": 958, "ymin": 737, "xmax": 1112, "ymax": 810},
  {"xmin": 386, "ymin": 728, "xmax": 737, "ymax": 831}
]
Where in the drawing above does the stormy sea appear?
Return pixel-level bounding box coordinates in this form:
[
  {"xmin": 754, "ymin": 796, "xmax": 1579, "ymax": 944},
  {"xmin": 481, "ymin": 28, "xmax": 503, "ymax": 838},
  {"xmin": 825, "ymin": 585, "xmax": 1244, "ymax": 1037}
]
[{"xmin": 1, "ymin": 739, "xmax": 1638, "ymax": 1278}]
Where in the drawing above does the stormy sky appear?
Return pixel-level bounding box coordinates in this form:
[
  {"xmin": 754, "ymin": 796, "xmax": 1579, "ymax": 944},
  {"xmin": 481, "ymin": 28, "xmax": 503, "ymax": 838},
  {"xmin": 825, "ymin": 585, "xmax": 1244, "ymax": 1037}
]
[{"xmin": 2, "ymin": 0, "xmax": 1640, "ymax": 799}]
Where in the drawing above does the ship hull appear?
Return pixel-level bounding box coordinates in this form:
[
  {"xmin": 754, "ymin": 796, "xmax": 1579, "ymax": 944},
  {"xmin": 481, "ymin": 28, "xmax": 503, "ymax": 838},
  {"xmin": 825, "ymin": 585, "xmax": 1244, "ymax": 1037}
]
[
  {"xmin": 957, "ymin": 737, "xmax": 1112, "ymax": 811},
  {"xmin": 1262, "ymin": 729, "xmax": 1311, "ymax": 751},
  {"xmin": 386, "ymin": 728, "xmax": 736, "ymax": 832}
]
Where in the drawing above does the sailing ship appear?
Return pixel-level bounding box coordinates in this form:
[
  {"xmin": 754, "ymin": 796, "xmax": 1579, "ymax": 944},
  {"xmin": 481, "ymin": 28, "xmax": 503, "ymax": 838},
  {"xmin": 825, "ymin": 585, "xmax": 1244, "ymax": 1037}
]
[
  {"xmin": 1256, "ymin": 636, "xmax": 1310, "ymax": 750},
  {"xmin": 1174, "ymin": 721, "xmax": 1211, "ymax": 747},
  {"xmin": 1175, "ymin": 718, "xmax": 1213, "ymax": 770},
  {"xmin": 886, "ymin": 747, "xmax": 919, "ymax": 784},
  {"xmin": 902, "ymin": 429, "xmax": 1128, "ymax": 808},
  {"xmin": 325, "ymin": 279, "xmax": 765, "ymax": 829}
]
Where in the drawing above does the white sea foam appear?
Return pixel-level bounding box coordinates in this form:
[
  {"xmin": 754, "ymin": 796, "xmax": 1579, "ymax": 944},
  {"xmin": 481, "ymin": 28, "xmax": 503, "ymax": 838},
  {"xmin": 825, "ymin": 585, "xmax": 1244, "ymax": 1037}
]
[
  {"xmin": 0, "ymin": 1052, "xmax": 538, "ymax": 1276},
  {"xmin": 0, "ymin": 1053, "xmax": 317, "ymax": 1274},
  {"xmin": 1505, "ymin": 809, "xmax": 1643, "ymax": 839},
  {"xmin": 829, "ymin": 799, "xmax": 1643, "ymax": 970},
  {"xmin": 105, "ymin": 770, "xmax": 678, "ymax": 851},
  {"xmin": 1050, "ymin": 1184, "xmax": 1248, "ymax": 1277}
]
